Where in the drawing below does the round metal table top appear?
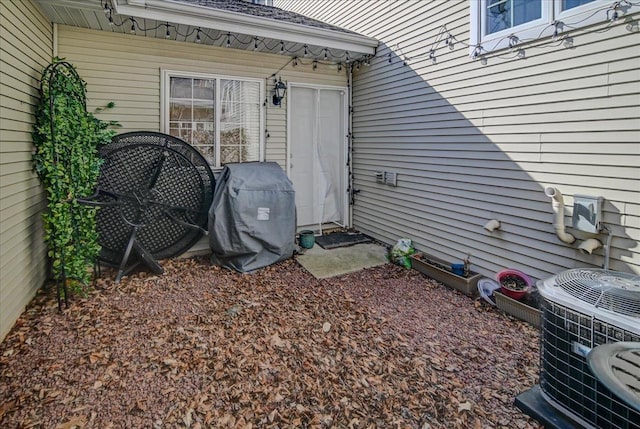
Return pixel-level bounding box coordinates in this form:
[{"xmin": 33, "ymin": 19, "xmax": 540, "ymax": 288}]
[{"xmin": 95, "ymin": 132, "xmax": 214, "ymax": 266}]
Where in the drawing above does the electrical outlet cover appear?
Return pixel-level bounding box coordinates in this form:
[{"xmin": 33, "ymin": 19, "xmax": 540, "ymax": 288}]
[{"xmin": 572, "ymin": 195, "xmax": 603, "ymax": 233}]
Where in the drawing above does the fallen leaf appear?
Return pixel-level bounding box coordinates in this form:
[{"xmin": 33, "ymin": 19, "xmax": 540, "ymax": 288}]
[
  {"xmin": 269, "ymin": 334, "xmax": 288, "ymax": 348},
  {"xmin": 55, "ymin": 415, "xmax": 87, "ymax": 429},
  {"xmin": 458, "ymin": 401, "xmax": 472, "ymax": 412}
]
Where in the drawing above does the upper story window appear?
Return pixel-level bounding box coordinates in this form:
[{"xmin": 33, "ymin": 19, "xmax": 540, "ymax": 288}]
[
  {"xmin": 162, "ymin": 71, "xmax": 263, "ymax": 168},
  {"xmin": 470, "ymin": 0, "xmax": 638, "ymax": 55},
  {"xmin": 486, "ymin": 0, "xmax": 543, "ymax": 35},
  {"xmin": 245, "ymin": 0, "xmax": 273, "ymax": 5}
]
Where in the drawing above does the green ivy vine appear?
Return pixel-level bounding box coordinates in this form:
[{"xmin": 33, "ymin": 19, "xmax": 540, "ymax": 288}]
[{"xmin": 32, "ymin": 58, "xmax": 118, "ymax": 296}]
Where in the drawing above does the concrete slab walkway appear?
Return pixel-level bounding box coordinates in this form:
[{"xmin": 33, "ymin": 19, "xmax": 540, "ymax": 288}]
[{"xmin": 295, "ymin": 242, "xmax": 389, "ymax": 279}]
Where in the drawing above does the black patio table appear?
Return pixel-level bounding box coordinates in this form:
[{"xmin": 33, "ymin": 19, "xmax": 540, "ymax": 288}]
[{"xmin": 79, "ymin": 132, "xmax": 215, "ymax": 283}]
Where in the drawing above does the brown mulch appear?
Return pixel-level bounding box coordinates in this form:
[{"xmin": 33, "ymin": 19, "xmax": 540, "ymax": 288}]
[{"xmin": 0, "ymin": 257, "xmax": 541, "ymax": 429}]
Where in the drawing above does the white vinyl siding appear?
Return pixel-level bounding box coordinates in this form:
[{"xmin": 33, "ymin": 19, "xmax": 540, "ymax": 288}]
[
  {"xmin": 56, "ymin": 25, "xmax": 347, "ymax": 170},
  {"xmin": 0, "ymin": 0, "xmax": 52, "ymax": 341},
  {"xmin": 276, "ymin": 0, "xmax": 640, "ymax": 280}
]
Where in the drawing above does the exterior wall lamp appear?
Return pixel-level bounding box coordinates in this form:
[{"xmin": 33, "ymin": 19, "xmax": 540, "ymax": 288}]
[{"xmin": 272, "ymin": 77, "xmax": 287, "ymax": 106}]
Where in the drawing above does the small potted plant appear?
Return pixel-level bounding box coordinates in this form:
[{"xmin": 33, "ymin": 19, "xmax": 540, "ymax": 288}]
[{"xmin": 496, "ymin": 269, "xmax": 532, "ymax": 301}]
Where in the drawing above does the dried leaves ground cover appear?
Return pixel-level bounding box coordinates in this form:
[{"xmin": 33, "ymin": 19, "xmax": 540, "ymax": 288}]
[{"xmin": 0, "ymin": 258, "xmax": 541, "ymax": 428}]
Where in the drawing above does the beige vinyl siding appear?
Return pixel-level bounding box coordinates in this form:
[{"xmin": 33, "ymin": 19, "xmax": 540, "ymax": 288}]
[
  {"xmin": 0, "ymin": 0, "xmax": 52, "ymax": 341},
  {"xmin": 56, "ymin": 25, "xmax": 347, "ymax": 170},
  {"xmin": 277, "ymin": 0, "xmax": 640, "ymax": 280}
]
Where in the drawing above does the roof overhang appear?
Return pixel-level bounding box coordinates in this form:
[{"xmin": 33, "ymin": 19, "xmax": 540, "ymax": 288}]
[{"xmin": 112, "ymin": 0, "xmax": 378, "ymax": 55}]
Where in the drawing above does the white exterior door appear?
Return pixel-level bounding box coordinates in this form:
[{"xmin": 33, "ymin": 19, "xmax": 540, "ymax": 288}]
[{"xmin": 288, "ymin": 85, "xmax": 348, "ymax": 229}]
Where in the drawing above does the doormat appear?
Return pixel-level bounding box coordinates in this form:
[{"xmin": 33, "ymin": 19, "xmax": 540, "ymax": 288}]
[{"xmin": 315, "ymin": 232, "xmax": 371, "ymax": 249}]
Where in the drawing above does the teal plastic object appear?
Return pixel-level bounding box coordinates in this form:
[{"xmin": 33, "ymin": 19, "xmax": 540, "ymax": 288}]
[{"xmin": 299, "ymin": 230, "xmax": 315, "ymax": 249}]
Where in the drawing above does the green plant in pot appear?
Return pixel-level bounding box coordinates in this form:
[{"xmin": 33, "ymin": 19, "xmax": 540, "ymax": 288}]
[{"xmin": 33, "ymin": 58, "xmax": 118, "ymax": 301}]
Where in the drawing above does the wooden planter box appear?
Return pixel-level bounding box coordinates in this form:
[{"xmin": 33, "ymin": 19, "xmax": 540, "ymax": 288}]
[
  {"xmin": 495, "ymin": 291, "xmax": 541, "ymax": 328},
  {"xmin": 410, "ymin": 253, "xmax": 481, "ymax": 296}
]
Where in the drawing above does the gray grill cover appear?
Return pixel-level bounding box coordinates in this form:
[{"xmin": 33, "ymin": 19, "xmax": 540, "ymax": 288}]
[{"xmin": 209, "ymin": 162, "xmax": 295, "ymax": 272}]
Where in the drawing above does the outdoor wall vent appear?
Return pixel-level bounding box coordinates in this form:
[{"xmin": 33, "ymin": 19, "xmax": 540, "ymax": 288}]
[
  {"xmin": 385, "ymin": 172, "xmax": 397, "ymax": 186},
  {"xmin": 375, "ymin": 171, "xmax": 398, "ymax": 187}
]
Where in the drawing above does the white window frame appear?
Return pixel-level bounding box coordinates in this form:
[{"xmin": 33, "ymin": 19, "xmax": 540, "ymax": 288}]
[
  {"xmin": 470, "ymin": 0, "xmax": 638, "ymax": 56},
  {"xmin": 160, "ymin": 69, "xmax": 265, "ymax": 169}
]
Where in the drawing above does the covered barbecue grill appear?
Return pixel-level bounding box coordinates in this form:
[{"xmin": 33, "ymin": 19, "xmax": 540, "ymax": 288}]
[{"xmin": 209, "ymin": 162, "xmax": 295, "ymax": 272}]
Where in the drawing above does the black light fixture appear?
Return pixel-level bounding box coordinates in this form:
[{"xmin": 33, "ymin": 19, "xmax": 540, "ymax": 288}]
[{"xmin": 272, "ymin": 77, "xmax": 287, "ymax": 106}]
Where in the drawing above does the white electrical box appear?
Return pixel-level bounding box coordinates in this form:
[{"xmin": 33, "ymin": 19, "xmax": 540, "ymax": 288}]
[{"xmin": 572, "ymin": 195, "xmax": 603, "ymax": 233}]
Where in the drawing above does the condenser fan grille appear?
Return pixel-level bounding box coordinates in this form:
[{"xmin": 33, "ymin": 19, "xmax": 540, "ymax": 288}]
[
  {"xmin": 554, "ymin": 269, "xmax": 640, "ymax": 318},
  {"xmin": 541, "ymin": 301, "xmax": 640, "ymax": 428}
]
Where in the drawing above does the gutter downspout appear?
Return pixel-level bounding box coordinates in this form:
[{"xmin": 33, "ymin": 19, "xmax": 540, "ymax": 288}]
[
  {"xmin": 347, "ymin": 64, "xmax": 354, "ymax": 228},
  {"xmin": 544, "ymin": 187, "xmax": 576, "ymax": 244},
  {"xmin": 53, "ymin": 23, "xmax": 58, "ymax": 58}
]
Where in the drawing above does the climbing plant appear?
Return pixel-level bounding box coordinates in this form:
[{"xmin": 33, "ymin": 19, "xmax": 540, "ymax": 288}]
[{"xmin": 32, "ymin": 58, "xmax": 117, "ymax": 301}]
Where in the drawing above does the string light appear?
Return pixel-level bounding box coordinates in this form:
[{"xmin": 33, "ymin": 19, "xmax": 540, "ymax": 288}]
[
  {"xmin": 608, "ymin": 1, "xmax": 624, "ymax": 21},
  {"xmin": 472, "ymin": 45, "xmax": 481, "ymax": 59},
  {"xmin": 429, "ymin": 49, "xmax": 436, "ymax": 63},
  {"xmin": 552, "ymin": 20, "xmax": 561, "ymax": 40},
  {"xmin": 100, "ymin": 0, "xmax": 368, "ymax": 66},
  {"xmin": 313, "ymin": 60, "xmax": 317, "ymax": 70},
  {"xmin": 292, "ymin": 57, "xmax": 298, "ymax": 66},
  {"xmin": 101, "ymin": 0, "xmax": 634, "ymax": 70},
  {"xmin": 446, "ymin": 34, "xmax": 455, "ymax": 50}
]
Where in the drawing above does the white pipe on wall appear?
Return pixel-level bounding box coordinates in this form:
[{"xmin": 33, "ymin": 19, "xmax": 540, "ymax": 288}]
[
  {"xmin": 483, "ymin": 219, "xmax": 501, "ymax": 232},
  {"xmin": 544, "ymin": 187, "xmax": 576, "ymax": 244},
  {"xmin": 578, "ymin": 238, "xmax": 602, "ymax": 255}
]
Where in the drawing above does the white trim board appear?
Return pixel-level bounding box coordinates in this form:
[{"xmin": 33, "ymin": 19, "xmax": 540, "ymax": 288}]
[{"xmin": 113, "ymin": 0, "xmax": 378, "ymax": 55}]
